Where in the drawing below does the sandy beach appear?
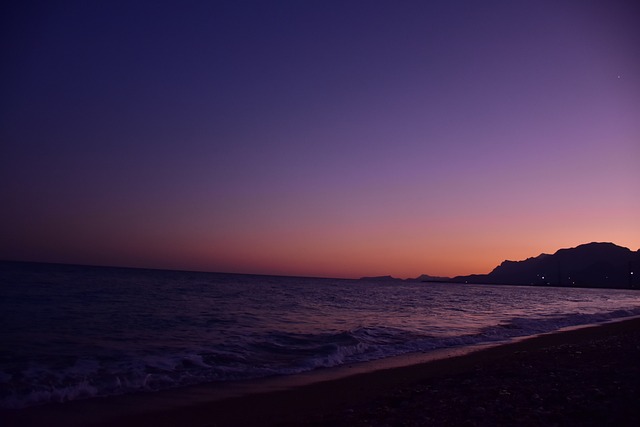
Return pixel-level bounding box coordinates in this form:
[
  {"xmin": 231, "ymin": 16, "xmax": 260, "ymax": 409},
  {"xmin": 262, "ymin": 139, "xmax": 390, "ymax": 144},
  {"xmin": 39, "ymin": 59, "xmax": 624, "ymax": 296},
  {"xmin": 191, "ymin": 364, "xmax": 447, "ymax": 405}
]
[{"xmin": 4, "ymin": 317, "xmax": 640, "ymax": 427}]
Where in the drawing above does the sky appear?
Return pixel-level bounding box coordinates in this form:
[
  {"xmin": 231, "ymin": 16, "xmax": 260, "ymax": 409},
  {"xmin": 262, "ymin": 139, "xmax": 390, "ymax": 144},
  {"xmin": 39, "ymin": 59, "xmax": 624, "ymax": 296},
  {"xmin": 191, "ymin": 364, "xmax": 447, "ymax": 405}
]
[{"xmin": 1, "ymin": 0, "xmax": 639, "ymax": 279}]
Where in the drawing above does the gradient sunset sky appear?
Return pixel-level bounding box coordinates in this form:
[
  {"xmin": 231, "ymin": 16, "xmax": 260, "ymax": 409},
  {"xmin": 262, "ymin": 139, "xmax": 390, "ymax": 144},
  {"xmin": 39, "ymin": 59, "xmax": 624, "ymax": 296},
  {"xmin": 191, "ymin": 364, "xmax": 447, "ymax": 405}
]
[{"xmin": 2, "ymin": 0, "xmax": 639, "ymax": 278}]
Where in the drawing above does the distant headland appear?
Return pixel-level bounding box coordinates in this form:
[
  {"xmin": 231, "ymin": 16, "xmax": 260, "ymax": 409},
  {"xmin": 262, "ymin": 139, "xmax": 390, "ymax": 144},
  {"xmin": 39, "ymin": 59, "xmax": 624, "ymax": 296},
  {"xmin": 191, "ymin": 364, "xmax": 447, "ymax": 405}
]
[{"xmin": 362, "ymin": 242, "xmax": 640, "ymax": 290}]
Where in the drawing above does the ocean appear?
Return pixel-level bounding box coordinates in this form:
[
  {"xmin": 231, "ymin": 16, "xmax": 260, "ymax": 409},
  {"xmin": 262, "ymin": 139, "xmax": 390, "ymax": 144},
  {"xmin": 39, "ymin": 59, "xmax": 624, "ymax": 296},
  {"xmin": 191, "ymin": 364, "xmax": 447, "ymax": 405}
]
[{"xmin": 2, "ymin": 261, "xmax": 640, "ymax": 409}]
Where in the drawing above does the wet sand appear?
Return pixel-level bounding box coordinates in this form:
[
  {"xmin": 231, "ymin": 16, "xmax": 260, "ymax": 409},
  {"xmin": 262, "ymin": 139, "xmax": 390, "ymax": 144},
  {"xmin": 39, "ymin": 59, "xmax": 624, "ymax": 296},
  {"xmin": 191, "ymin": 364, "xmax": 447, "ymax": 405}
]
[{"xmin": 4, "ymin": 317, "xmax": 640, "ymax": 427}]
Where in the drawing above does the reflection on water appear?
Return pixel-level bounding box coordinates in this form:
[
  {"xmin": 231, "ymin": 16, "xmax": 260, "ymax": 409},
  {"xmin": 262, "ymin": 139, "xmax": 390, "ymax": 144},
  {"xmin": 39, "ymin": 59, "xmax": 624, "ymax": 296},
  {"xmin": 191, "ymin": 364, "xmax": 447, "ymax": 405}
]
[{"xmin": 2, "ymin": 261, "xmax": 640, "ymax": 408}]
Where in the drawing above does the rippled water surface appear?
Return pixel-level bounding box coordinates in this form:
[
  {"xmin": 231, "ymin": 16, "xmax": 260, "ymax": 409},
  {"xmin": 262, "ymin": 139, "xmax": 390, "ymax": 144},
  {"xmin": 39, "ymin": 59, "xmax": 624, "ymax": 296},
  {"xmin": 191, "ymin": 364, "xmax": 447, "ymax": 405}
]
[{"xmin": 2, "ymin": 261, "xmax": 640, "ymax": 408}]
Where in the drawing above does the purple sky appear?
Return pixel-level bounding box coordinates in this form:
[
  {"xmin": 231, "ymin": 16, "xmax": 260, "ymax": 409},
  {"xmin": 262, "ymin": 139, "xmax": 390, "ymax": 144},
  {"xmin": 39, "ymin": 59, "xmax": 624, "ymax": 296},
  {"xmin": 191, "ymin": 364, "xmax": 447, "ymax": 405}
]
[{"xmin": 1, "ymin": 0, "xmax": 639, "ymax": 278}]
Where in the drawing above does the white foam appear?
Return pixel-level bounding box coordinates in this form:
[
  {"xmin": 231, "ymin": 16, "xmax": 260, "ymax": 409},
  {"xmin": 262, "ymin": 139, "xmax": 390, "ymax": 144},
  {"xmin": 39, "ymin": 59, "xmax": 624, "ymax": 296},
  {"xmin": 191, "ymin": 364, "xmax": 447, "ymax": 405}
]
[
  {"xmin": 3, "ymin": 381, "xmax": 99, "ymax": 409},
  {"xmin": 4, "ymin": 268, "xmax": 640, "ymax": 410}
]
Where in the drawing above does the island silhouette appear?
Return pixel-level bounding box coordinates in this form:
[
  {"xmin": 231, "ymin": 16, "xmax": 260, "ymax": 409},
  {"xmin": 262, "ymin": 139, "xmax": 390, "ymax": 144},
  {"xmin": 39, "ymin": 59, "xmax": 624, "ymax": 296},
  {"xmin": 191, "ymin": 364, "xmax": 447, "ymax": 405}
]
[{"xmin": 365, "ymin": 243, "xmax": 640, "ymax": 289}]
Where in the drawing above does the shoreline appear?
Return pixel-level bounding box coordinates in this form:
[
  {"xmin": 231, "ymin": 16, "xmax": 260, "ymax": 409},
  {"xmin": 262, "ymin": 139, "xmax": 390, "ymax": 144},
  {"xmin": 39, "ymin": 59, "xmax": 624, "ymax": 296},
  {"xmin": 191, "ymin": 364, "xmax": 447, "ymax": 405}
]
[{"xmin": 4, "ymin": 316, "xmax": 640, "ymax": 426}]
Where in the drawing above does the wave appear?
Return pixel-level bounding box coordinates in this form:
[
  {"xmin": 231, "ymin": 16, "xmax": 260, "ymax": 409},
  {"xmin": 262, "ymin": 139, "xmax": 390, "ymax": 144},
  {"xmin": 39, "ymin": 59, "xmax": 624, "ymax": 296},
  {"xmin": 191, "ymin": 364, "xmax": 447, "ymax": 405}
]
[{"xmin": 3, "ymin": 308, "xmax": 640, "ymax": 409}]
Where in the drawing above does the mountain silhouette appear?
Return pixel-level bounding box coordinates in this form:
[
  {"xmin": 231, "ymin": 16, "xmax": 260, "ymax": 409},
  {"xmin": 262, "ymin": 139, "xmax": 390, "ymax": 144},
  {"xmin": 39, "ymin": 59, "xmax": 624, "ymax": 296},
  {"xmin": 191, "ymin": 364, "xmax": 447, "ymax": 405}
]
[{"xmin": 453, "ymin": 242, "xmax": 640, "ymax": 289}]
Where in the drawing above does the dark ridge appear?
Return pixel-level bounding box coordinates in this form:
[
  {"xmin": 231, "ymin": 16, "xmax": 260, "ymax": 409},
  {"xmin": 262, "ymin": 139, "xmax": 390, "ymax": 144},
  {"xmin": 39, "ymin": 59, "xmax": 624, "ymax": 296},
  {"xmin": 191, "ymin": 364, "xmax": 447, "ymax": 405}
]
[{"xmin": 452, "ymin": 242, "xmax": 640, "ymax": 289}]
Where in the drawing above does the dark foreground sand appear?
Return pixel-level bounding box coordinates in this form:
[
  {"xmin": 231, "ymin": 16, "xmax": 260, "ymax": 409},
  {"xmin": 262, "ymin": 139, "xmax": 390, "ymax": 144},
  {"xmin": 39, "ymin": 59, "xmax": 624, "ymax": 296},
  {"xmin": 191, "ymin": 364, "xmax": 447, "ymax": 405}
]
[{"xmin": 4, "ymin": 317, "xmax": 640, "ymax": 427}]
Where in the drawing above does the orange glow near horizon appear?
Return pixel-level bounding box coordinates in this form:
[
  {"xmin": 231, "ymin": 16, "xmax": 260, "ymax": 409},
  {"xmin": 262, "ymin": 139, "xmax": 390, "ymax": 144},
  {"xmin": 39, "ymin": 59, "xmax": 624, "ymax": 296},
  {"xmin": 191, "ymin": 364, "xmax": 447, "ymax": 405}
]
[{"xmin": 2, "ymin": 171, "xmax": 638, "ymax": 279}]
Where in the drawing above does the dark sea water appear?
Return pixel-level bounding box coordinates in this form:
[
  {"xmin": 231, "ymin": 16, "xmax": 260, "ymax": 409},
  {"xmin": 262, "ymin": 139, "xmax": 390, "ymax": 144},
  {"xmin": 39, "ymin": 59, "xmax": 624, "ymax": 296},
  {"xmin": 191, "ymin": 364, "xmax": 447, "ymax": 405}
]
[{"xmin": 2, "ymin": 261, "xmax": 640, "ymax": 409}]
